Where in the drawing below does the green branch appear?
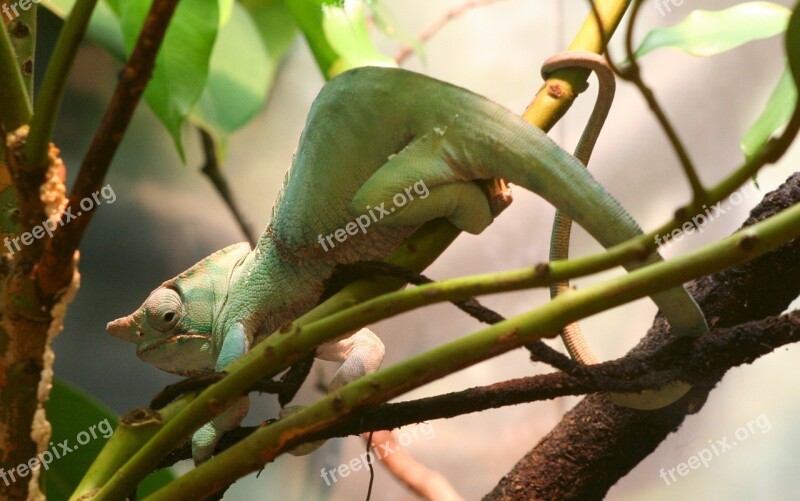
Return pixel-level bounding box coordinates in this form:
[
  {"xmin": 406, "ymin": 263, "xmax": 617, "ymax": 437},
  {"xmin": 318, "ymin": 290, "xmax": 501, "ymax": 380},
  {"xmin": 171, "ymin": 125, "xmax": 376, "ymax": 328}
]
[
  {"xmin": 69, "ymin": 400, "xmax": 189, "ymax": 500},
  {"xmin": 146, "ymin": 192, "xmax": 800, "ymax": 500},
  {"xmin": 0, "ymin": 19, "xmax": 32, "ymax": 131},
  {"xmin": 23, "ymin": 0, "xmax": 98, "ymax": 174}
]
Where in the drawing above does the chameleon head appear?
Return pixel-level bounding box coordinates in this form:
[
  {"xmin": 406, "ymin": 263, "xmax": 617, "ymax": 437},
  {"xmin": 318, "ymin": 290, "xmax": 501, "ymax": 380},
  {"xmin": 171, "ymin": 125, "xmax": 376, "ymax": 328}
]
[{"xmin": 106, "ymin": 243, "xmax": 251, "ymax": 375}]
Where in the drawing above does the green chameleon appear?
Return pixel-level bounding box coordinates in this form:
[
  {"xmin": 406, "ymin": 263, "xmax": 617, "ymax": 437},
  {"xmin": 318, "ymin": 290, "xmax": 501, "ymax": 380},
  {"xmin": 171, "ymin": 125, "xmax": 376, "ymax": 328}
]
[{"xmin": 107, "ymin": 55, "xmax": 707, "ymax": 463}]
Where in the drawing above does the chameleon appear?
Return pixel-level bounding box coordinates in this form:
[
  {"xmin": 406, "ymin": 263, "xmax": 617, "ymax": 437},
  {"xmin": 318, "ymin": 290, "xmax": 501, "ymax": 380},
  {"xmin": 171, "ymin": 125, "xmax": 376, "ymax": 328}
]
[{"xmin": 107, "ymin": 53, "xmax": 708, "ymax": 463}]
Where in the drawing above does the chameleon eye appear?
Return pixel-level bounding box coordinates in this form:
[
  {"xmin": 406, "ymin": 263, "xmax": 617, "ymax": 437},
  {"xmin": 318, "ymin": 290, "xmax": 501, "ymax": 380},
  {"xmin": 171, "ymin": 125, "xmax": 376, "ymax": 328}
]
[{"xmin": 144, "ymin": 288, "xmax": 183, "ymax": 332}]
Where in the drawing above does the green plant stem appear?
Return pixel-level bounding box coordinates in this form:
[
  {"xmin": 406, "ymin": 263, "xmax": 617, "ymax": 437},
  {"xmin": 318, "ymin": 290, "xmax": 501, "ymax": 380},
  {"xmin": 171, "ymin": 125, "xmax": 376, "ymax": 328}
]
[
  {"xmin": 23, "ymin": 0, "xmax": 98, "ymax": 174},
  {"xmin": 0, "ymin": 19, "xmax": 32, "ymax": 131},
  {"xmin": 145, "ymin": 192, "xmax": 800, "ymax": 500},
  {"xmin": 69, "ymin": 401, "xmax": 188, "ymax": 501}
]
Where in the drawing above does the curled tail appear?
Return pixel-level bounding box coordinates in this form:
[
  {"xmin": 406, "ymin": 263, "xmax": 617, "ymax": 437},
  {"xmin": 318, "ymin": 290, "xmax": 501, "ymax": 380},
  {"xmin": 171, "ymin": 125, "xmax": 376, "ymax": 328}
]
[{"xmin": 345, "ymin": 67, "xmax": 707, "ymax": 408}]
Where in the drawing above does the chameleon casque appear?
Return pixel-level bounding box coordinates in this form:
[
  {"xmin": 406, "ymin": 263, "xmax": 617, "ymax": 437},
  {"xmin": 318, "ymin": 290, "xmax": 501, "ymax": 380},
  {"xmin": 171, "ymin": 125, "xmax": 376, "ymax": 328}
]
[{"xmin": 107, "ymin": 53, "xmax": 708, "ymax": 463}]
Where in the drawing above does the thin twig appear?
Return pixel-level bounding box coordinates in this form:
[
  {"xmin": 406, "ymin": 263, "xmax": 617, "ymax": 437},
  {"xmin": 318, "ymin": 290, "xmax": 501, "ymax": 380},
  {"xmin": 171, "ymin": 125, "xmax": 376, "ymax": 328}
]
[
  {"xmin": 394, "ymin": 0, "xmax": 508, "ymax": 64},
  {"xmin": 613, "ymin": 0, "xmax": 707, "ymax": 202},
  {"xmin": 38, "ymin": 0, "xmax": 181, "ymax": 296},
  {"xmin": 198, "ymin": 129, "xmax": 257, "ymax": 247}
]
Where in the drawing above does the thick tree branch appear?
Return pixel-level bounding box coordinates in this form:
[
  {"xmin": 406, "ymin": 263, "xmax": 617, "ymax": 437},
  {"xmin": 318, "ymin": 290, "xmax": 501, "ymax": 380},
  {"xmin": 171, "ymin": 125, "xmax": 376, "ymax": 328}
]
[{"xmin": 484, "ymin": 172, "xmax": 800, "ymax": 500}]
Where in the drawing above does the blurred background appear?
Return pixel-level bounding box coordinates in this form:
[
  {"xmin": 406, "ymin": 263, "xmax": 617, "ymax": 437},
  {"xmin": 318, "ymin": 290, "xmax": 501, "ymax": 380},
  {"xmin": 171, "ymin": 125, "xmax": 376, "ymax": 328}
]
[{"xmin": 42, "ymin": 0, "xmax": 800, "ymax": 499}]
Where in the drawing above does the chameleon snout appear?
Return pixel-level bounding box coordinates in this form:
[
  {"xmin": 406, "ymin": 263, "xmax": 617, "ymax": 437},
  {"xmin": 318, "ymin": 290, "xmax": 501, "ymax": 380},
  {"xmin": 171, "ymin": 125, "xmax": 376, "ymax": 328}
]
[{"xmin": 106, "ymin": 315, "xmax": 141, "ymax": 342}]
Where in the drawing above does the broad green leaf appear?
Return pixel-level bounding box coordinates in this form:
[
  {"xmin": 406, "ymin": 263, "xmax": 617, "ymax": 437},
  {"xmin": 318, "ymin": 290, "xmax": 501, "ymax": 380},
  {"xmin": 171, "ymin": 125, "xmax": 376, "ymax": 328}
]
[
  {"xmin": 44, "ymin": 380, "xmax": 173, "ymax": 500},
  {"xmin": 118, "ymin": 0, "xmax": 218, "ymax": 160},
  {"xmin": 189, "ymin": 3, "xmax": 269, "ymax": 157},
  {"xmin": 191, "ymin": 0, "xmax": 297, "ymax": 158},
  {"xmin": 283, "ymin": 0, "xmax": 340, "ymax": 76},
  {"xmin": 633, "ymin": 2, "xmax": 791, "ymax": 59},
  {"xmin": 48, "ymin": 0, "xmax": 297, "ymax": 159},
  {"xmin": 741, "ymin": 66, "xmax": 797, "ymax": 160},
  {"xmin": 323, "ymin": 0, "xmax": 395, "ymax": 77},
  {"xmin": 241, "ymin": 0, "xmax": 298, "ymax": 58}
]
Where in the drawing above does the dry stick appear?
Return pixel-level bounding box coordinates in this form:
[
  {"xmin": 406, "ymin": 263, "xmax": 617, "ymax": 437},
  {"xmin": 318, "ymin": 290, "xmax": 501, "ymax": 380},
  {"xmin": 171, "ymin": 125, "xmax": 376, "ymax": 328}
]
[
  {"xmin": 394, "ymin": 0, "xmax": 509, "ymax": 64},
  {"xmin": 198, "ymin": 129, "xmax": 257, "ymax": 247},
  {"xmin": 367, "ymin": 430, "xmax": 465, "ymax": 501},
  {"xmin": 37, "ymin": 0, "xmax": 181, "ymax": 296},
  {"xmin": 484, "ymin": 172, "xmax": 800, "ymax": 500}
]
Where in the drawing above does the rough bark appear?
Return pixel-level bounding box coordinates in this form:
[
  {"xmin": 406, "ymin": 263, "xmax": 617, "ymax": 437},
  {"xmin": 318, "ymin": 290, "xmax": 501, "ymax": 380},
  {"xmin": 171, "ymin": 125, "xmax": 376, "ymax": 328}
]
[{"xmin": 484, "ymin": 172, "xmax": 800, "ymax": 500}]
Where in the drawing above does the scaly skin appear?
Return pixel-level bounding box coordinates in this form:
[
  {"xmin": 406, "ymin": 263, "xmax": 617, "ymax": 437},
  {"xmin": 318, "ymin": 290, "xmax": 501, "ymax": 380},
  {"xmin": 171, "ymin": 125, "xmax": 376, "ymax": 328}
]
[{"xmin": 107, "ymin": 64, "xmax": 707, "ymax": 462}]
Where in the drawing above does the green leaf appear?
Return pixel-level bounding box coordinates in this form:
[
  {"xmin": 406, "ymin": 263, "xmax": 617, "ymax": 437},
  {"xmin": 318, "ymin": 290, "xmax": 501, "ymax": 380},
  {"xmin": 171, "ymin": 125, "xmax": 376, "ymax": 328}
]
[
  {"xmin": 283, "ymin": 0, "xmax": 340, "ymax": 76},
  {"xmin": 323, "ymin": 0, "xmax": 396, "ymax": 77},
  {"xmin": 47, "ymin": 0, "xmax": 297, "ymax": 160},
  {"xmin": 632, "ymin": 2, "xmax": 791, "ymax": 59},
  {"xmin": 44, "ymin": 380, "xmax": 173, "ymax": 500},
  {"xmin": 190, "ymin": 0, "xmax": 298, "ymax": 158},
  {"xmin": 241, "ymin": 0, "xmax": 298, "ymax": 58},
  {"xmin": 118, "ymin": 0, "xmax": 219, "ymax": 160},
  {"xmin": 741, "ymin": 65, "xmax": 797, "ymax": 160}
]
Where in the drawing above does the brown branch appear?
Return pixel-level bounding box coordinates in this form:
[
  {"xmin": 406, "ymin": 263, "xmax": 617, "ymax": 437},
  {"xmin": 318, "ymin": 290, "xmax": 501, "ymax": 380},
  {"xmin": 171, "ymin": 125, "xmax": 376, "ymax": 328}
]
[
  {"xmin": 36, "ymin": 0, "xmax": 181, "ymax": 297},
  {"xmin": 365, "ymin": 430, "xmax": 464, "ymax": 500},
  {"xmin": 483, "ymin": 172, "xmax": 800, "ymax": 500},
  {"xmin": 394, "ymin": 0, "xmax": 508, "ymax": 64},
  {"xmin": 154, "ymin": 309, "xmax": 799, "ymax": 470},
  {"xmin": 198, "ymin": 129, "xmax": 257, "ymax": 247}
]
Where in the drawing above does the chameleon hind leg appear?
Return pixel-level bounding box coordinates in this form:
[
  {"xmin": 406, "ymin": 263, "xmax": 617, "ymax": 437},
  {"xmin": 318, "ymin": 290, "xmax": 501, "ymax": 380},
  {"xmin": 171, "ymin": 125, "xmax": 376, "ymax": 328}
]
[{"xmin": 543, "ymin": 51, "xmax": 700, "ymax": 409}]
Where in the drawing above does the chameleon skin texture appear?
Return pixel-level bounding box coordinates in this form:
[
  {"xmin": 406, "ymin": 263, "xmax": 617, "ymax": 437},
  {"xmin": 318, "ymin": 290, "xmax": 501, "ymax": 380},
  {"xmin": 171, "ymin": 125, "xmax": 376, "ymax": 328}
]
[
  {"xmin": 221, "ymin": 66, "xmax": 705, "ymax": 349},
  {"xmin": 108, "ymin": 66, "xmax": 706, "ymax": 460}
]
